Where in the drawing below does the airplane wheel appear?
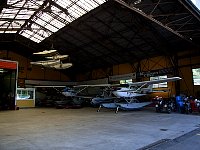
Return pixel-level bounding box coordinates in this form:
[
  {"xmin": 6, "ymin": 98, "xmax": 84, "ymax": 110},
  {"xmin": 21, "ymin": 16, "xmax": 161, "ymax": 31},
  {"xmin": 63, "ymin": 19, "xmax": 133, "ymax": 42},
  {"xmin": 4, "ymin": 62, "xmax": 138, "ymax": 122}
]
[
  {"xmin": 97, "ymin": 109, "xmax": 100, "ymax": 112},
  {"xmin": 115, "ymin": 107, "xmax": 119, "ymax": 114}
]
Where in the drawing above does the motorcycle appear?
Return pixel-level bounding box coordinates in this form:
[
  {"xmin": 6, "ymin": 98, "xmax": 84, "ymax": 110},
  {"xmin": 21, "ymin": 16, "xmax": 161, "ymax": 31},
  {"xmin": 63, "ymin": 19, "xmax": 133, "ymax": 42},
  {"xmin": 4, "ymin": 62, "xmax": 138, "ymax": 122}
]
[
  {"xmin": 154, "ymin": 97, "xmax": 172, "ymax": 113},
  {"xmin": 182, "ymin": 97, "xmax": 192, "ymax": 114},
  {"xmin": 193, "ymin": 99, "xmax": 200, "ymax": 113},
  {"xmin": 195, "ymin": 99, "xmax": 200, "ymax": 113}
]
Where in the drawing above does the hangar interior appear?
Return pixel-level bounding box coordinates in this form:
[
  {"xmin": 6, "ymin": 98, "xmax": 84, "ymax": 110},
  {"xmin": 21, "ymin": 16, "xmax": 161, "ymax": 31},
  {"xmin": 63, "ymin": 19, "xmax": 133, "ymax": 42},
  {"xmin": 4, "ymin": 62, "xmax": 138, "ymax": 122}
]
[{"xmin": 0, "ymin": 0, "xmax": 200, "ymax": 109}]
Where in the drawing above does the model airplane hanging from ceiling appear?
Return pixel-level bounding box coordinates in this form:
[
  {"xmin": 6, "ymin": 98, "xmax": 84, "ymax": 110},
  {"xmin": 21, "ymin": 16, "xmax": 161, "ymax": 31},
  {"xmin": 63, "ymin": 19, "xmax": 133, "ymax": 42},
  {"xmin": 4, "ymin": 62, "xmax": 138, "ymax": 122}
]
[{"xmin": 30, "ymin": 50, "xmax": 72, "ymax": 69}]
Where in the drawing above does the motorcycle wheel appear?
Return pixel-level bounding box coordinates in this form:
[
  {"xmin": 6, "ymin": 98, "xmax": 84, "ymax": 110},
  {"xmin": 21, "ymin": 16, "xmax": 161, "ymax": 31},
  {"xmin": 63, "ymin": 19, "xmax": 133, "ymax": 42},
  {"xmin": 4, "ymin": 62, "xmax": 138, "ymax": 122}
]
[
  {"xmin": 184, "ymin": 105, "xmax": 189, "ymax": 114},
  {"xmin": 167, "ymin": 108, "xmax": 171, "ymax": 114},
  {"xmin": 156, "ymin": 107, "xmax": 160, "ymax": 113}
]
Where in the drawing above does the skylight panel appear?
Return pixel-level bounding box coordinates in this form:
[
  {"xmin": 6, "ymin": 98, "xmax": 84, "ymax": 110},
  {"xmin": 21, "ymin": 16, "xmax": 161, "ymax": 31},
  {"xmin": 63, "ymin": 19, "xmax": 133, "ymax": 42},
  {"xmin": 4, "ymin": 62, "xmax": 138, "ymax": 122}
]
[
  {"xmin": 21, "ymin": 31, "xmax": 31, "ymax": 39},
  {"xmin": 79, "ymin": 0, "xmax": 98, "ymax": 10},
  {"xmin": 0, "ymin": 0, "xmax": 41, "ymax": 34},
  {"xmin": 15, "ymin": 14, "xmax": 30, "ymax": 20},
  {"xmin": 35, "ymin": 18, "xmax": 48, "ymax": 27},
  {"xmin": 30, "ymin": 36, "xmax": 42, "ymax": 43},
  {"xmin": 77, "ymin": 0, "xmax": 94, "ymax": 11},
  {"xmin": 1, "ymin": 10, "xmax": 17, "ymax": 19},
  {"xmin": 56, "ymin": 0, "xmax": 73, "ymax": 8},
  {"xmin": 0, "ymin": 21, "xmax": 9, "ymax": 28},
  {"xmin": 70, "ymin": 4, "xmax": 87, "ymax": 16},
  {"xmin": 34, "ymin": 13, "xmax": 62, "ymax": 32},
  {"xmin": 13, "ymin": 20, "xmax": 25, "ymax": 27},
  {"xmin": 0, "ymin": 0, "xmax": 106, "ymax": 42},
  {"xmin": 11, "ymin": 21, "xmax": 22, "ymax": 28},
  {"xmin": 38, "ymin": 13, "xmax": 52, "ymax": 23},
  {"xmin": 5, "ymin": 30, "xmax": 17, "ymax": 33},
  {"xmin": 48, "ymin": 19, "xmax": 64, "ymax": 29},
  {"xmin": 0, "ymin": 21, "xmax": 6, "ymax": 26},
  {"xmin": 51, "ymin": 6, "xmax": 62, "ymax": 14},
  {"xmin": 45, "ymin": 24, "xmax": 58, "ymax": 32},
  {"xmin": 2, "ymin": 9, "xmax": 18, "ymax": 15},
  {"xmin": 31, "ymin": 33, "xmax": 44, "ymax": 41},
  {"xmin": 68, "ymin": 4, "xmax": 88, "ymax": 19},
  {"xmin": 18, "ymin": 9, "xmax": 34, "ymax": 16},
  {"xmin": 65, "ymin": 16, "xmax": 74, "ymax": 23},
  {"xmin": 95, "ymin": 0, "xmax": 105, "ymax": 5},
  {"xmin": 189, "ymin": 0, "xmax": 200, "ymax": 11}
]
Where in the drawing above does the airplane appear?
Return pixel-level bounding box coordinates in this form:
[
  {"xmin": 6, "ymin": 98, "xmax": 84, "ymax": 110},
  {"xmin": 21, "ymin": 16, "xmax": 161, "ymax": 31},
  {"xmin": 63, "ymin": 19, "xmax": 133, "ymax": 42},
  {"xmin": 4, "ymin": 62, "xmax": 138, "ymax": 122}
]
[
  {"xmin": 63, "ymin": 76, "xmax": 182, "ymax": 113},
  {"xmin": 30, "ymin": 50, "xmax": 72, "ymax": 69}
]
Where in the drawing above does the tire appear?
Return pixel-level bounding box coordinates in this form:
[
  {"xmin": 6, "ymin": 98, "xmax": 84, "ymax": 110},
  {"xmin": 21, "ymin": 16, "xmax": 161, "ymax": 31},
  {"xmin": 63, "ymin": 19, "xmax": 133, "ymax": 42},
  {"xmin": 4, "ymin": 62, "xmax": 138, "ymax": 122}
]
[
  {"xmin": 167, "ymin": 107, "xmax": 171, "ymax": 114},
  {"xmin": 156, "ymin": 107, "xmax": 160, "ymax": 113},
  {"xmin": 184, "ymin": 105, "xmax": 189, "ymax": 114}
]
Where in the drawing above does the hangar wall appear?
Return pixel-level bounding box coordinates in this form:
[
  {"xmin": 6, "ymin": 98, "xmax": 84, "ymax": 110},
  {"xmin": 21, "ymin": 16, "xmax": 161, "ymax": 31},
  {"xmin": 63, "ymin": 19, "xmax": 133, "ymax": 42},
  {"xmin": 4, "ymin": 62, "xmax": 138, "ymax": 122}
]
[
  {"xmin": 178, "ymin": 54, "xmax": 200, "ymax": 97},
  {"xmin": 0, "ymin": 50, "xmax": 70, "ymax": 87}
]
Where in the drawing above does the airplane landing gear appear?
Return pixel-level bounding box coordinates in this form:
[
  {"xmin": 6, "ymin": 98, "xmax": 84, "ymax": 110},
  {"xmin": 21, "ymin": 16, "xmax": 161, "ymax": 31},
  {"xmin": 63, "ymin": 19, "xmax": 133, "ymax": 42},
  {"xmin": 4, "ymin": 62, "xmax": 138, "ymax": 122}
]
[
  {"xmin": 97, "ymin": 105, "xmax": 102, "ymax": 112},
  {"xmin": 115, "ymin": 106, "xmax": 119, "ymax": 113}
]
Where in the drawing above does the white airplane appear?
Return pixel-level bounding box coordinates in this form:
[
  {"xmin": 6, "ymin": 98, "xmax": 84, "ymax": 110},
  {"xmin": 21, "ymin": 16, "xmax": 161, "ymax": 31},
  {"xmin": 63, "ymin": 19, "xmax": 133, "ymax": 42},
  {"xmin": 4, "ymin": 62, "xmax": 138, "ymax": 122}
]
[
  {"xmin": 63, "ymin": 77, "xmax": 182, "ymax": 113},
  {"xmin": 112, "ymin": 77, "xmax": 182, "ymax": 98},
  {"xmin": 30, "ymin": 50, "xmax": 72, "ymax": 69},
  {"xmin": 102, "ymin": 76, "xmax": 181, "ymax": 113}
]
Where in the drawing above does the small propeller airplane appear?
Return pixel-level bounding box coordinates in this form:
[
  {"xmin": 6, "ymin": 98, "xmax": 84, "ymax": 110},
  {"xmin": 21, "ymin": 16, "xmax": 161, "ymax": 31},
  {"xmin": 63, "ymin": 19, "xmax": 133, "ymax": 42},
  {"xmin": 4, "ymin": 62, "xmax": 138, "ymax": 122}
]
[
  {"xmin": 30, "ymin": 50, "xmax": 72, "ymax": 69},
  {"xmin": 62, "ymin": 76, "xmax": 182, "ymax": 113}
]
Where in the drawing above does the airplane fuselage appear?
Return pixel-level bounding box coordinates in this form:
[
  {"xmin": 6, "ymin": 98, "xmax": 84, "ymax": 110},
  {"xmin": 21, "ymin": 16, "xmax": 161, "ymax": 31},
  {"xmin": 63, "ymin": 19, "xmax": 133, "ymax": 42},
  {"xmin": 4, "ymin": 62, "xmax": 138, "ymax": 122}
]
[{"xmin": 112, "ymin": 87, "xmax": 146, "ymax": 98}]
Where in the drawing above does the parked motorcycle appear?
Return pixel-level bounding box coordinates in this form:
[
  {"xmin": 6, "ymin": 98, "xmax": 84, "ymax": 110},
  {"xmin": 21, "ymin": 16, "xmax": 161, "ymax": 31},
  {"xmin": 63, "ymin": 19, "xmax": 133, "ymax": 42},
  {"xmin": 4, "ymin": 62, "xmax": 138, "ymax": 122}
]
[
  {"xmin": 192, "ymin": 99, "xmax": 200, "ymax": 113},
  {"xmin": 183, "ymin": 97, "xmax": 192, "ymax": 114},
  {"xmin": 154, "ymin": 97, "xmax": 172, "ymax": 113}
]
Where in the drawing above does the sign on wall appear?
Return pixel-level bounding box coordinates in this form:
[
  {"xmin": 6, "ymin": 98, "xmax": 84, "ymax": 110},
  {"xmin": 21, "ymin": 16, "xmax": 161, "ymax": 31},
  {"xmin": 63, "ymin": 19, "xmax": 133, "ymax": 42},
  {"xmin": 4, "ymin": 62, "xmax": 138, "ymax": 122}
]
[{"xmin": 0, "ymin": 60, "xmax": 17, "ymax": 69}]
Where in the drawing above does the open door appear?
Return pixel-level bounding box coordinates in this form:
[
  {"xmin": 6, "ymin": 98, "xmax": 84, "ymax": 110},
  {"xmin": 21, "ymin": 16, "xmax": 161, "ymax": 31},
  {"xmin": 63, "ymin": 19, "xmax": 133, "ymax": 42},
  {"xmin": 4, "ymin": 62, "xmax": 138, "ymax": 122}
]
[{"xmin": 0, "ymin": 59, "xmax": 18, "ymax": 110}]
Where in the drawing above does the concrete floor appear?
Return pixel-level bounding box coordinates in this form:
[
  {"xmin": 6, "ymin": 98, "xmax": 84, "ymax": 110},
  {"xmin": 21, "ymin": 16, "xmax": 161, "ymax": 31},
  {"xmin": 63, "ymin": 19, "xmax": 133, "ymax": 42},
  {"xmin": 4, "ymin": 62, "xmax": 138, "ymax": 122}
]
[{"xmin": 0, "ymin": 107, "xmax": 200, "ymax": 150}]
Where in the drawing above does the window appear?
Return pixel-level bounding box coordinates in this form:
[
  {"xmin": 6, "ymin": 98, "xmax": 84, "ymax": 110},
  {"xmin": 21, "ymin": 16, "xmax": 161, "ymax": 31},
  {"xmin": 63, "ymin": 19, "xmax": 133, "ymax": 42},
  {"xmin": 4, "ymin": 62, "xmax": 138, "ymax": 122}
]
[
  {"xmin": 192, "ymin": 68, "xmax": 200, "ymax": 85},
  {"xmin": 150, "ymin": 75, "xmax": 168, "ymax": 88},
  {"xmin": 120, "ymin": 79, "xmax": 132, "ymax": 84},
  {"xmin": 16, "ymin": 88, "xmax": 35, "ymax": 100}
]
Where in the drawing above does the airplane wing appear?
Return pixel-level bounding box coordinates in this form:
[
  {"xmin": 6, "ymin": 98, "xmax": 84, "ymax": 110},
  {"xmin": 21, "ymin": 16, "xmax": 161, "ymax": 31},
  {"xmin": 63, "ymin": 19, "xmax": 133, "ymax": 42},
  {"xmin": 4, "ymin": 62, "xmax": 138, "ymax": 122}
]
[
  {"xmin": 74, "ymin": 77, "xmax": 181, "ymax": 88},
  {"xmin": 30, "ymin": 60, "xmax": 60, "ymax": 66},
  {"xmin": 46, "ymin": 55, "xmax": 69, "ymax": 60},
  {"xmin": 73, "ymin": 84, "xmax": 120, "ymax": 88},
  {"xmin": 33, "ymin": 50, "xmax": 57, "ymax": 55},
  {"xmin": 129, "ymin": 77, "xmax": 181, "ymax": 86}
]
